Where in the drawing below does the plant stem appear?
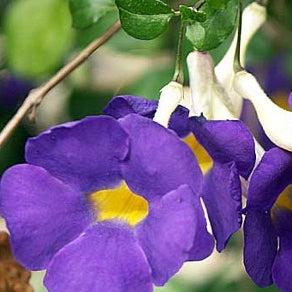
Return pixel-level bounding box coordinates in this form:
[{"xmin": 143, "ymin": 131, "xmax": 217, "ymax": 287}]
[
  {"xmin": 172, "ymin": 21, "xmax": 185, "ymax": 84},
  {"xmin": 233, "ymin": 0, "xmax": 243, "ymax": 73},
  {"xmin": 0, "ymin": 20, "xmax": 121, "ymax": 150}
]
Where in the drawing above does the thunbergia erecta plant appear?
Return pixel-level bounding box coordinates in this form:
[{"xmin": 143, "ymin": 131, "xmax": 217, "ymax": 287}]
[{"xmin": 0, "ymin": 0, "xmax": 292, "ymax": 292}]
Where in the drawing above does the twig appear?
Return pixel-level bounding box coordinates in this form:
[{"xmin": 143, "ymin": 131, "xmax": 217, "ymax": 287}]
[{"xmin": 0, "ymin": 20, "xmax": 121, "ymax": 150}]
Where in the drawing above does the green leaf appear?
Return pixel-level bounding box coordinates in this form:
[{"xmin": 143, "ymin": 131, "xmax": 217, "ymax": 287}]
[
  {"xmin": 186, "ymin": 0, "xmax": 238, "ymax": 51},
  {"xmin": 4, "ymin": 0, "xmax": 73, "ymax": 78},
  {"xmin": 206, "ymin": 0, "xmax": 231, "ymax": 9},
  {"xmin": 69, "ymin": 0, "xmax": 117, "ymax": 29},
  {"xmin": 115, "ymin": 0, "xmax": 175, "ymax": 40},
  {"xmin": 179, "ymin": 5, "xmax": 206, "ymax": 22}
]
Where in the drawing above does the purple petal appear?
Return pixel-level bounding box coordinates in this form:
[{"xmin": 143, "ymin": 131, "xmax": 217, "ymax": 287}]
[
  {"xmin": 0, "ymin": 164, "xmax": 92, "ymax": 270},
  {"xmin": 104, "ymin": 95, "xmax": 190, "ymax": 137},
  {"xmin": 272, "ymin": 208, "xmax": 292, "ymax": 292},
  {"xmin": 168, "ymin": 105, "xmax": 190, "ymax": 138},
  {"xmin": 135, "ymin": 184, "xmax": 196, "ymax": 286},
  {"xmin": 44, "ymin": 222, "xmax": 152, "ymax": 292},
  {"xmin": 203, "ymin": 162, "xmax": 242, "ymax": 252},
  {"xmin": 187, "ymin": 197, "xmax": 214, "ymax": 261},
  {"xmin": 188, "ymin": 116, "xmax": 255, "ymax": 179},
  {"xmin": 273, "ymin": 242, "xmax": 292, "ymax": 292},
  {"xmin": 264, "ymin": 55, "xmax": 291, "ymax": 96},
  {"xmin": 0, "ymin": 74, "xmax": 33, "ymax": 109},
  {"xmin": 243, "ymin": 210, "xmax": 277, "ymax": 287},
  {"xmin": 25, "ymin": 116, "xmax": 129, "ymax": 193},
  {"xmin": 103, "ymin": 95, "xmax": 158, "ymax": 119},
  {"xmin": 119, "ymin": 114, "xmax": 202, "ymax": 201},
  {"xmin": 288, "ymin": 92, "xmax": 292, "ymax": 110},
  {"xmin": 247, "ymin": 147, "xmax": 292, "ymax": 211}
]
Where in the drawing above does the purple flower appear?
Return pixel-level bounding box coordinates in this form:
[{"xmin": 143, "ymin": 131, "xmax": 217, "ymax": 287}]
[
  {"xmin": 0, "ymin": 114, "xmax": 214, "ymax": 291},
  {"xmin": 104, "ymin": 95, "xmax": 256, "ymax": 253},
  {"xmin": 243, "ymin": 147, "xmax": 292, "ymax": 292},
  {"xmin": 264, "ymin": 55, "xmax": 291, "ymax": 96},
  {"xmin": 0, "ymin": 75, "xmax": 33, "ymax": 109}
]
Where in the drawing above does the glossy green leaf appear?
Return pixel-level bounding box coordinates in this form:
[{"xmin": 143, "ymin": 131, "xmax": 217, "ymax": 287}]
[
  {"xmin": 179, "ymin": 5, "xmax": 206, "ymax": 22},
  {"xmin": 115, "ymin": 0, "xmax": 175, "ymax": 40},
  {"xmin": 4, "ymin": 0, "xmax": 73, "ymax": 78},
  {"xmin": 69, "ymin": 0, "xmax": 117, "ymax": 29},
  {"xmin": 186, "ymin": 0, "xmax": 238, "ymax": 51}
]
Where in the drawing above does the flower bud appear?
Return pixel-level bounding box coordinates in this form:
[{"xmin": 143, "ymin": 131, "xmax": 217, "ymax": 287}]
[
  {"xmin": 187, "ymin": 51, "xmax": 214, "ymax": 119},
  {"xmin": 153, "ymin": 81, "xmax": 183, "ymax": 127},
  {"xmin": 187, "ymin": 51, "xmax": 236, "ymax": 120}
]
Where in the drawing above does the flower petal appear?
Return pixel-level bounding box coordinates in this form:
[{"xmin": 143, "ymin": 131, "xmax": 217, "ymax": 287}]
[
  {"xmin": 44, "ymin": 222, "xmax": 152, "ymax": 292},
  {"xmin": 247, "ymin": 147, "xmax": 292, "ymax": 211},
  {"xmin": 273, "ymin": 243, "xmax": 292, "ymax": 292},
  {"xmin": 188, "ymin": 116, "xmax": 255, "ymax": 179},
  {"xmin": 104, "ymin": 95, "xmax": 190, "ymax": 137},
  {"xmin": 168, "ymin": 105, "xmax": 190, "ymax": 138},
  {"xmin": 25, "ymin": 116, "xmax": 129, "ymax": 193},
  {"xmin": 203, "ymin": 162, "xmax": 242, "ymax": 252},
  {"xmin": 0, "ymin": 164, "xmax": 92, "ymax": 270},
  {"xmin": 119, "ymin": 114, "xmax": 202, "ymax": 201},
  {"xmin": 243, "ymin": 210, "xmax": 277, "ymax": 287},
  {"xmin": 135, "ymin": 184, "xmax": 196, "ymax": 286},
  {"xmin": 103, "ymin": 95, "xmax": 158, "ymax": 119},
  {"xmin": 288, "ymin": 92, "xmax": 292, "ymax": 110},
  {"xmin": 272, "ymin": 208, "xmax": 292, "ymax": 292},
  {"xmin": 186, "ymin": 198, "xmax": 214, "ymax": 261}
]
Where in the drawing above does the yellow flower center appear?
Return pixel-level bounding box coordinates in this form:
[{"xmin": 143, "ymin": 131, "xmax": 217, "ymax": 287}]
[
  {"xmin": 89, "ymin": 182, "xmax": 149, "ymax": 227},
  {"xmin": 272, "ymin": 185, "xmax": 292, "ymax": 213},
  {"xmin": 183, "ymin": 133, "xmax": 213, "ymax": 174},
  {"xmin": 273, "ymin": 92, "xmax": 290, "ymax": 110}
]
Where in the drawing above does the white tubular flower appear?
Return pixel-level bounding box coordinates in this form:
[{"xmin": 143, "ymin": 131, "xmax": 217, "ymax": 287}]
[
  {"xmin": 187, "ymin": 51, "xmax": 236, "ymax": 120},
  {"xmin": 211, "ymin": 81, "xmax": 237, "ymax": 120},
  {"xmin": 187, "ymin": 51, "xmax": 214, "ymax": 119},
  {"xmin": 153, "ymin": 81, "xmax": 183, "ymax": 127},
  {"xmin": 215, "ymin": 2, "xmax": 267, "ymax": 118},
  {"xmin": 233, "ymin": 70, "xmax": 292, "ymax": 152}
]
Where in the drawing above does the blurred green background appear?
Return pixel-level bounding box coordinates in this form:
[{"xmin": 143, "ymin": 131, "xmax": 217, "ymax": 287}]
[{"xmin": 0, "ymin": 0, "xmax": 291, "ymax": 291}]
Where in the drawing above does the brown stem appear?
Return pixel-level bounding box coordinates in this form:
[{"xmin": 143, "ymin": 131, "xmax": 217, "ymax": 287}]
[{"xmin": 0, "ymin": 20, "xmax": 121, "ymax": 150}]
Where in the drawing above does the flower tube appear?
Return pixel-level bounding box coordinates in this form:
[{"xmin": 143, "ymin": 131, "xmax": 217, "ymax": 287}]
[
  {"xmin": 233, "ymin": 70, "xmax": 292, "ymax": 152},
  {"xmin": 153, "ymin": 81, "xmax": 183, "ymax": 127}
]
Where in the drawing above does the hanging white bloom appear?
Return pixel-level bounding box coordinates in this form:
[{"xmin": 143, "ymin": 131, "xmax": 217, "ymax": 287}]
[
  {"xmin": 215, "ymin": 2, "xmax": 267, "ymax": 118},
  {"xmin": 187, "ymin": 51, "xmax": 236, "ymax": 120},
  {"xmin": 233, "ymin": 70, "xmax": 292, "ymax": 152},
  {"xmin": 187, "ymin": 2, "xmax": 267, "ymax": 121},
  {"xmin": 187, "ymin": 52, "xmax": 215, "ymax": 119}
]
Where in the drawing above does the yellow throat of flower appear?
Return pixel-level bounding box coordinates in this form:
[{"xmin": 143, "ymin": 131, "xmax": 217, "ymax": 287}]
[
  {"xmin": 273, "ymin": 185, "xmax": 292, "ymax": 213},
  {"xmin": 183, "ymin": 133, "xmax": 213, "ymax": 174},
  {"xmin": 89, "ymin": 183, "xmax": 149, "ymax": 227}
]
